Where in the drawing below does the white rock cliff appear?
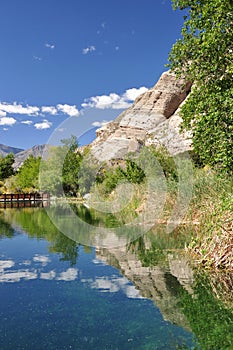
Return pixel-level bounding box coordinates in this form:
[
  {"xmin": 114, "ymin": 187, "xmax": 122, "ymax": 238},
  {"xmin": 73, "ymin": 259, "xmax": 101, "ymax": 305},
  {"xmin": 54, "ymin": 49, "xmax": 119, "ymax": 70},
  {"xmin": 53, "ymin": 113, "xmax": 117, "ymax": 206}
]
[{"xmin": 90, "ymin": 70, "xmax": 192, "ymax": 161}]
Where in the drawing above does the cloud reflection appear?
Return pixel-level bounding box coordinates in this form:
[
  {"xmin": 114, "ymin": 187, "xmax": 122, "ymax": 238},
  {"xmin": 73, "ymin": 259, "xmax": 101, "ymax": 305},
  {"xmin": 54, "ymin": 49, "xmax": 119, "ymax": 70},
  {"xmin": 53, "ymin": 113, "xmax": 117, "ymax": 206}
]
[
  {"xmin": 0, "ymin": 269, "xmax": 37, "ymax": 283},
  {"xmin": 56, "ymin": 268, "xmax": 78, "ymax": 281},
  {"xmin": 82, "ymin": 275, "xmax": 144, "ymax": 299},
  {"xmin": 0, "ymin": 257, "xmax": 142, "ymax": 299},
  {"xmin": 0, "ymin": 256, "xmax": 78, "ymax": 283},
  {"xmin": 33, "ymin": 254, "xmax": 51, "ymax": 266},
  {"xmin": 0, "ymin": 259, "xmax": 15, "ymax": 271}
]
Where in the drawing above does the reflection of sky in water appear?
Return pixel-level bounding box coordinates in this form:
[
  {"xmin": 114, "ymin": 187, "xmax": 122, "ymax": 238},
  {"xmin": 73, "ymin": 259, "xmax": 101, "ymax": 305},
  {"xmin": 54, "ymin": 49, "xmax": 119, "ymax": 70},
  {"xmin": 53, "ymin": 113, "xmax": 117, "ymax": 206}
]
[
  {"xmin": 0, "ymin": 230, "xmax": 197, "ymax": 350},
  {"xmin": 0, "ymin": 254, "xmax": 143, "ymax": 299}
]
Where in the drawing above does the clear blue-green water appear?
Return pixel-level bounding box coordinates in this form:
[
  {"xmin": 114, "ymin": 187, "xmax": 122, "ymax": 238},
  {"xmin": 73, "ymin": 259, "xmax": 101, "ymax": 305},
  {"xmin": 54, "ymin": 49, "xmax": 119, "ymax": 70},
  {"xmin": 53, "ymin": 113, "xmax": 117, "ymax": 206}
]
[{"xmin": 0, "ymin": 208, "xmax": 232, "ymax": 350}]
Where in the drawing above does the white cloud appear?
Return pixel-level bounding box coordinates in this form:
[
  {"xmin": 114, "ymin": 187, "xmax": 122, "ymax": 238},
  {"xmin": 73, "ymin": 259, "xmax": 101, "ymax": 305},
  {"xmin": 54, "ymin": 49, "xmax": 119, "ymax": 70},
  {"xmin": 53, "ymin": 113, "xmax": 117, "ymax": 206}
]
[
  {"xmin": 82, "ymin": 45, "xmax": 96, "ymax": 55},
  {"xmin": 123, "ymin": 87, "xmax": 148, "ymax": 101},
  {"xmin": 42, "ymin": 106, "xmax": 58, "ymax": 115},
  {"xmin": 92, "ymin": 120, "xmax": 111, "ymax": 127},
  {"xmin": 45, "ymin": 43, "xmax": 55, "ymax": 49},
  {"xmin": 0, "ymin": 101, "xmax": 79, "ymax": 120},
  {"xmin": 0, "ymin": 116, "xmax": 17, "ymax": 126},
  {"xmin": 0, "ymin": 110, "xmax": 6, "ymax": 117},
  {"xmin": 3, "ymin": 128, "xmax": 8, "ymax": 131},
  {"xmin": 21, "ymin": 120, "xmax": 33, "ymax": 125},
  {"xmin": 82, "ymin": 93, "xmax": 128, "ymax": 110},
  {"xmin": 81, "ymin": 86, "xmax": 148, "ymax": 110},
  {"xmin": 0, "ymin": 102, "xmax": 40, "ymax": 116},
  {"xmin": 57, "ymin": 104, "xmax": 79, "ymax": 117},
  {"xmin": 34, "ymin": 119, "xmax": 52, "ymax": 130},
  {"xmin": 115, "ymin": 46, "xmax": 120, "ymax": 51}
]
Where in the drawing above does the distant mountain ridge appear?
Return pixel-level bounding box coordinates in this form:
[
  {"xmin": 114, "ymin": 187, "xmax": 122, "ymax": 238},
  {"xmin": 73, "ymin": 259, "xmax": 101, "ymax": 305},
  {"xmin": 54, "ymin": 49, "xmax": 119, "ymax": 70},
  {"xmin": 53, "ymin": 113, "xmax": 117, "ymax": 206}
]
[
  {"xmin": 0, "ymin": 144, "xmax": 24, "ymax": 156},
  {"xmin": 14, "ymin": 145, "xmax": 47, "ymax": 169},
  {"xmin": 0, "ymin": 143, "xmax": 50, "ymax": 169}
]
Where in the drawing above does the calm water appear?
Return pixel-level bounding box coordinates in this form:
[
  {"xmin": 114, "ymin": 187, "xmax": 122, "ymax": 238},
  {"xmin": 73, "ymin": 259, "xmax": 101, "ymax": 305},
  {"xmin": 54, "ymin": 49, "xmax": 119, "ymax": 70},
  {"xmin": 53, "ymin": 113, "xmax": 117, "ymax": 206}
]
[{"xmin": 0, "ymin": 207, "xmax": 232, "ymax": 350}]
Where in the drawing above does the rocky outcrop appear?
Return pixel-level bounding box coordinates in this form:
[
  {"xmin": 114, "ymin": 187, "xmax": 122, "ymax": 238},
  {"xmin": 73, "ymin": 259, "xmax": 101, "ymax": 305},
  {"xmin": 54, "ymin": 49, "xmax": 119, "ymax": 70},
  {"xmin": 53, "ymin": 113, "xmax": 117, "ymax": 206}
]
[{"xmin": 91, "ymin": 71, "xmax": 192, "ymax": 161}]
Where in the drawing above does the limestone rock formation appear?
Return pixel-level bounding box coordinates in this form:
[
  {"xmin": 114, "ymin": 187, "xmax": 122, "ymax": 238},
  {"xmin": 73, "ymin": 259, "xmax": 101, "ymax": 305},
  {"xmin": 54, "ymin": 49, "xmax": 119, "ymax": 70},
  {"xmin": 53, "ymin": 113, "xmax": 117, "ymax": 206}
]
[{"xmin": 90, "ymin": 71, "xmax": 192, "ymax": 161}]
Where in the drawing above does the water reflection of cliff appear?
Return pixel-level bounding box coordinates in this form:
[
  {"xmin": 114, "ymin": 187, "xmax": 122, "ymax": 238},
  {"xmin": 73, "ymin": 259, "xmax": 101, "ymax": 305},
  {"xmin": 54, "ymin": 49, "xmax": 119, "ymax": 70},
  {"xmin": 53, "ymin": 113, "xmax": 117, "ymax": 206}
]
[
  {"xmin": 96, "ymin": 238, "xmax": 194, "ymax": 330},
  {"xmin": 96, "ymin": 234, "xmax": 233, "ymax": 350},
  {"xmin": 1, "ymin": 207, "xmax": 232, "ymax": 349},
  {"xmin": 1, "ymin": 207, "xmax": 194, "ymax": 330}
]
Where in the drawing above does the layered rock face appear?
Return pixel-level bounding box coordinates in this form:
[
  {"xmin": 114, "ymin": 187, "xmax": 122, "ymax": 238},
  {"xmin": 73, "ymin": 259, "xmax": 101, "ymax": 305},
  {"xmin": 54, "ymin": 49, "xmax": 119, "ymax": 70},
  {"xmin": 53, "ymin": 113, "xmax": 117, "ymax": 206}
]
[{"xmin": 91, "ymin": 71, "xmax": 192, "ymax": 161}]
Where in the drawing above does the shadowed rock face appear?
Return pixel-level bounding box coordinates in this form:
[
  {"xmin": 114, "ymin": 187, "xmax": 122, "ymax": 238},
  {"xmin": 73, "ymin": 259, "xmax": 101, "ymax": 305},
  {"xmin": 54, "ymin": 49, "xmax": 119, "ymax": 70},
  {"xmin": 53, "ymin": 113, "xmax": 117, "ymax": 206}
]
[{"xmin": 91, "ymin": 71, "xmax": 192, "ymax": 161}]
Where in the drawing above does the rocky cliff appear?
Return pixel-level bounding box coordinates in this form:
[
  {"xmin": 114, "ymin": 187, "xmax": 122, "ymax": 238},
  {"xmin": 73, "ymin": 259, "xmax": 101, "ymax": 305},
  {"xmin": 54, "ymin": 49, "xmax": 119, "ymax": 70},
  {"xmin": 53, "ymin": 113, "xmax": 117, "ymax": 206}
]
[{"xmin": 90, "ymin": 71, "xmax": 192, "ymax": 161}]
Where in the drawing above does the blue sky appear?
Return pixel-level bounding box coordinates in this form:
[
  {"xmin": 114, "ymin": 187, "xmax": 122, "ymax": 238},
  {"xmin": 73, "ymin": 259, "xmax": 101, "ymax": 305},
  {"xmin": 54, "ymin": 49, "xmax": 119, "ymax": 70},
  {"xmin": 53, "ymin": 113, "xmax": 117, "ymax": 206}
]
[{"xmin": 0, "ymin": 0, "xmax": 185, "ymax": 149}]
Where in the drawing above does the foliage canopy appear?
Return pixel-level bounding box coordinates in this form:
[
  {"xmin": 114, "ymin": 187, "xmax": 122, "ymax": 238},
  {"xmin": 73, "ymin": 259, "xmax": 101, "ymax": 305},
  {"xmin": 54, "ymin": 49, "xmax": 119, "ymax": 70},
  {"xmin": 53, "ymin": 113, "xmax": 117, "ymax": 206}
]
[
  {"xmin": 0, "ymin": 153, "xmax": 15, "ymax": 181},
  {"xmin": 16, "ymin": 155, "xmax": 41, "ymax": 191},
  {"xmin": 169, "ymin": 0, "xmax": 233, "ymax": 174}
]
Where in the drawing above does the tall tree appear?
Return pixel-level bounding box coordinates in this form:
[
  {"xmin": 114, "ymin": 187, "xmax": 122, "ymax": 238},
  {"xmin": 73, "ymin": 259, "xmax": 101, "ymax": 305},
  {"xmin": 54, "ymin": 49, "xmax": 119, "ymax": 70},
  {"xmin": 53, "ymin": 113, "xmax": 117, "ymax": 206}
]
[
  {"xmin": 0, "ymin": 153, "xmax": 15, "ymax": 180},
  {"xmin": 168, "ymin": 0, "xmax": 233, "ymax": 173},
  {"xmin": 40, "ymin": 136, "xmax": 83, "ymax": 196},
  {"xmin": 61, "ymin": 136, "xmax": 83, "ymax": 195},
  {"xmin": 16, "ymin": 155, "xmax": 41, "ymax": 190}
]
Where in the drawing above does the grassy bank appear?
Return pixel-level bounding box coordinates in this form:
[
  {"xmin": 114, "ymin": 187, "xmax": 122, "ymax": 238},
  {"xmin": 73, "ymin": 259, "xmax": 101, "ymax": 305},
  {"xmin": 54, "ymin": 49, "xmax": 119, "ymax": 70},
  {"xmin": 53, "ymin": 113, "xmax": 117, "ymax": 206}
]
[
  {"xmin": 186, "ymin": 168, "xmax": 233, "ymax": 271},
  {"xmin": 89, "ymin": 147, "xmax": 233, "ymax": 272}
]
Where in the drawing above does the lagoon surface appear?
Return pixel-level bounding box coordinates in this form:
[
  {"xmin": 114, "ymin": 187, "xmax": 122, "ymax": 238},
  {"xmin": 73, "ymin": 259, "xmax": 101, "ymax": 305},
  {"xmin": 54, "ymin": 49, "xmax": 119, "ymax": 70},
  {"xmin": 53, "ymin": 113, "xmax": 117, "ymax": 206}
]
[{"xmin": 0, "ymin": 207, "xmax": 232, "ymax": 350}]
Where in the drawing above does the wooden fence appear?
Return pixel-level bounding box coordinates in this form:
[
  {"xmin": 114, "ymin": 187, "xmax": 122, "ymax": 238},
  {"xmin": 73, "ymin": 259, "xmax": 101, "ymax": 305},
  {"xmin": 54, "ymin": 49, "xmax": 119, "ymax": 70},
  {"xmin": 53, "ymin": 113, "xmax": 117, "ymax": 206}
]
[{"xmin": 0, "ymin": 192, "xmax": 50, "ymax": 208}]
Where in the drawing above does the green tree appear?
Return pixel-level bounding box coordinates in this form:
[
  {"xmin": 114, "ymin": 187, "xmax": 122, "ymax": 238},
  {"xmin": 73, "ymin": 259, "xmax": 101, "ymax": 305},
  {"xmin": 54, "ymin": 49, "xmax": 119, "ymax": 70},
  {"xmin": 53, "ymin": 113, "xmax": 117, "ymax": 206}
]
[
  {"xmin": 169, "ymin": 0, "xmax": 233, "ymax": 174},
  {"xmin": 16, "ymin": 155, "xmax": 41, "ymax": 191},
  {"xmin": 0, "ymin": 153, "xmax": 15, "ymax": 180},
  {"xmin": 40, "ymin": 136, "xmax": 83, "ymax": 196},
  {"xmin": 61, "ymin": 136, "xmax": 83, "ymax": 196},
  {"xmin": 39, "ymin": 145, "xmax": 66, "ymax": 195},
  {"xmin": 117, "ymin": 158, "xmax": 145, "ymax": 184}
]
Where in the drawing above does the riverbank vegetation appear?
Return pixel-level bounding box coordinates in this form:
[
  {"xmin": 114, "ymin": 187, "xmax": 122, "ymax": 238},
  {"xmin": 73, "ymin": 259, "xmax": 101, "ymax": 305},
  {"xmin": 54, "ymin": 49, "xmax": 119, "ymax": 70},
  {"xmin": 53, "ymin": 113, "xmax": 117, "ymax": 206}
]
[
  {"xmin": 0, "ymin": 0, "xmax": 232, "ymax": 282},
  {"xmin": 166, "ymin": 0, "xmax": 233, "ymax": 271},
  {"xmin": 169, "ymin": 0, "xmax": 233, "ymax": 175},
  {"xmin": 88, "ymin": 146, "xmax": 232, "ymax": 273},
  {"xmin": 0, "ymin": 141, "xmax": 232, "ymax": 274}
]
